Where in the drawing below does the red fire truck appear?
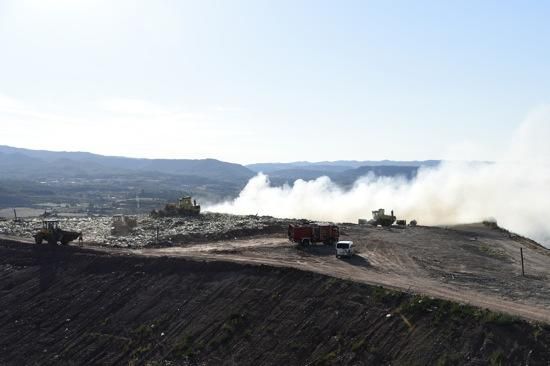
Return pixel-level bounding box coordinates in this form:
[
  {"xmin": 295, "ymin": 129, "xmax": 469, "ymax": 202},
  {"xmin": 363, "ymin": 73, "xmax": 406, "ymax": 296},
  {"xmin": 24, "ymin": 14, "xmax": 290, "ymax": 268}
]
[{"xmin": 288, "ymin": 223, "xmax": 339, "ymax": 245}]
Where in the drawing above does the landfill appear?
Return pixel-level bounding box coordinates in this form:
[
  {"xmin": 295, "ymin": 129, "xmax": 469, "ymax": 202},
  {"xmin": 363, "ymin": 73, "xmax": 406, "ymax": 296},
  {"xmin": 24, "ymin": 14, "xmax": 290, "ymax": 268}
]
[{"xmin": 0, "ymin": 213, "xmax": 296, "ymax": 248}]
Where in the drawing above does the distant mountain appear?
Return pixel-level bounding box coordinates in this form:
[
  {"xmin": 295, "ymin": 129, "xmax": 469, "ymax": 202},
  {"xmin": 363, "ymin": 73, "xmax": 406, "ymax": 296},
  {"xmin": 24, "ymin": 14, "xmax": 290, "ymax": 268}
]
[
  {"xmin": 0, "ymin": 146, "xmax": 443, "ymax": 186},
  {"xmin": 265, "ymin": 165, "xmax": 423, "ymax": 187},
  {"xmin": 0, "ymin": 145, "xmax": 260, "ymax": 210},
  {"xmin": 334, "ymin": 165, "xmax": 419, "ymax": 186},
  {"xmin": 267, "ymin": 168, "xmax": 336, "ymax": 183},
  {"xmin": 0, "ymin": 146, "xmax": 255, "ymax": 182},
  {"xmin": 0, "ymin": 146, "xmax": 443, "ymax": 211},
  {"xmin": 0, "ymin": 152, "xmax": 45, "ymax": 171},
  {"xmin": 247, "ymin": 160, "xmax": 440, "ymax": 173},
  {"xmin": 248, "ymin": 160, "xmax": 438, "ymax": 186}
]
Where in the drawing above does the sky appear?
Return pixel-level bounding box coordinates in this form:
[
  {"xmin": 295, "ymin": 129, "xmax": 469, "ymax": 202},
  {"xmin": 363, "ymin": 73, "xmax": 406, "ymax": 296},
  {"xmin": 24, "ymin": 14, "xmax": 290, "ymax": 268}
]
[{"xmin": 0, "ymin": 0, "xmax": 549, "ymax": 164}]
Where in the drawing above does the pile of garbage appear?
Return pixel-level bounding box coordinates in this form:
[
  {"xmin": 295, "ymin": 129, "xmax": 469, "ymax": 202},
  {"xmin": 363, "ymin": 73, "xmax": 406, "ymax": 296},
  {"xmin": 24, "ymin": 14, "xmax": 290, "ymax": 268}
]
[{"xmin": 0, "ymin": 213, "xmax": 294, "ymax": 248}]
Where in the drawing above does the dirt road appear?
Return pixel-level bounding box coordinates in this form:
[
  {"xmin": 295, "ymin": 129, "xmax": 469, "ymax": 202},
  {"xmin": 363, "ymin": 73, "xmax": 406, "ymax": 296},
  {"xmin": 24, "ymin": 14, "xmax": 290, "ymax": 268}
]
[
  {"xmin": 4, "ymin": 239, "xmax": 550, "ymax": 365},
  {"xmin": 133, "ymin": 224, "xmax": 550, "ymax": 324},
  {"xmin": 4, "ymin": 223, "xmax": 550, "ymax": 323}
]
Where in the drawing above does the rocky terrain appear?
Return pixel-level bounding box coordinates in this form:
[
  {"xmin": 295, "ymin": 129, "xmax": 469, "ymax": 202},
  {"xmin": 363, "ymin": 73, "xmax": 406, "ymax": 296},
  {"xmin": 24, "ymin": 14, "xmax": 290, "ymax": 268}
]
[{"xmin": 1, "ymin": 239, "xmax": 550, "ymax": 365}]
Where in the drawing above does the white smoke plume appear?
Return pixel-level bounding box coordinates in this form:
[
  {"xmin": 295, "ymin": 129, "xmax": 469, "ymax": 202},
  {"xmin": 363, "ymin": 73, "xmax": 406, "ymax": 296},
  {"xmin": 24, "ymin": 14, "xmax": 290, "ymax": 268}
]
[{"xmin": 207, "ymin": 107, "xmax": 550, "ymax": 247}]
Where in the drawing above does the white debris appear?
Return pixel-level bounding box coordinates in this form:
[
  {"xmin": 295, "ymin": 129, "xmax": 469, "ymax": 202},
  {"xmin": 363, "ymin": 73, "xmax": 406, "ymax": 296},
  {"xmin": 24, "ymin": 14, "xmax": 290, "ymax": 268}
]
[{"xmin": 0, "ymin": 213, "xmax": 293, "ymax": 248}]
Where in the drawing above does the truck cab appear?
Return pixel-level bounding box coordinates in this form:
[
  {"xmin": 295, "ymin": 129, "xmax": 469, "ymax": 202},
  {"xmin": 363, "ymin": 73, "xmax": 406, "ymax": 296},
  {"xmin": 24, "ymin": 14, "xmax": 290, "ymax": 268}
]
[{"xmin": 335, "ymin": 240, "xmax": 354, "ymax": 258}]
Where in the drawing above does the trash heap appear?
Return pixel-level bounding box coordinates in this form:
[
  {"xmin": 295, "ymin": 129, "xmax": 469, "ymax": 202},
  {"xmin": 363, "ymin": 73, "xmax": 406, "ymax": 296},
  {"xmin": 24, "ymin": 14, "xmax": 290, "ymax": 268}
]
[{"xmin": 0, "ymin": 213, "xmax": 294, "ymax": 248}]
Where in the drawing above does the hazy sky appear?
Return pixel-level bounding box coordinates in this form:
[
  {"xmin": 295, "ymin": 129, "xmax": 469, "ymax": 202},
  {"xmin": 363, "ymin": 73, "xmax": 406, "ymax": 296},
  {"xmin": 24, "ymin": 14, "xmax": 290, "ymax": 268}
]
[{"xmin": 0, "ymin": 0, "xmax": 549, "ymax": 164}]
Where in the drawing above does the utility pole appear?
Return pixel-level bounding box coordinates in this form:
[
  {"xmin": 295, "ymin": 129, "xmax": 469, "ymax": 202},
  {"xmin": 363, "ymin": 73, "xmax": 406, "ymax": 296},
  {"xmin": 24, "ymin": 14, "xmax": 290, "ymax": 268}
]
[
  {"xmin": 13, "ymin": 208, "xmax": 17, "ymax": 221},
  {"xmin": 520, "ymin": 248, "xmax": 525, "ymax": 277}
]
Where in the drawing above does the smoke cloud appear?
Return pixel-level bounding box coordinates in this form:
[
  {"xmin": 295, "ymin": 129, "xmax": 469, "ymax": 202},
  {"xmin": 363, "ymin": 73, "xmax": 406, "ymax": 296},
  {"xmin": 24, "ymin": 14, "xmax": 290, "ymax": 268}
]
[{"xmin": 207, "ymin": 107, "xmax": 550, "ymax": 247}]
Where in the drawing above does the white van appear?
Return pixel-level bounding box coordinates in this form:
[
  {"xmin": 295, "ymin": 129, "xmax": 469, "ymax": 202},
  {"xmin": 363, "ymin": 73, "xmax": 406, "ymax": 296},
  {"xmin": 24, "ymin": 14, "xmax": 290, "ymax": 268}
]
[{"xmin": 335, "ymin": 240, "xmax": 354, "ymax": 258}]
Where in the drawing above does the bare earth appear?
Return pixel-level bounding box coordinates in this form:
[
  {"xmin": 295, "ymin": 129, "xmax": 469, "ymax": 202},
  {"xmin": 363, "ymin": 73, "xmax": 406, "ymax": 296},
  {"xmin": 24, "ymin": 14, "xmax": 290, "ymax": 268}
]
[{"xmin": 5, "ymin": 223, "xmax": 550, "ymax": 323}]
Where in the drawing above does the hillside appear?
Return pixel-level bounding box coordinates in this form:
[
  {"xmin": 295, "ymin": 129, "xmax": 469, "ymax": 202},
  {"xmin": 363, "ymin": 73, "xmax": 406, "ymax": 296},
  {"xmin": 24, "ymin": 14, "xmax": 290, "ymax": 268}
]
[
  {"xmin": 0, "ymin": 146, "xmax": 255, "ymax": 182},
  {"xmin": 0, "ymin": 146, "xmax": 256, "ymax": 210},
  {"xmin": 266, "ymin": 165, "xmax": 421, "ymax": 187},
  {"xmin": 1, "ymin": 239, "xmax": 549, "ymax": 365},
  {"xmin": 2, "ymin": 218, "xmax": 550, "ymax": 323},
  {"xmin": 247, "ymin": 160, "xmax": 440, "ymax": 173},
  {"xmin": 0, "ymin": 146, "xmax": 442, "ymax": 213}
]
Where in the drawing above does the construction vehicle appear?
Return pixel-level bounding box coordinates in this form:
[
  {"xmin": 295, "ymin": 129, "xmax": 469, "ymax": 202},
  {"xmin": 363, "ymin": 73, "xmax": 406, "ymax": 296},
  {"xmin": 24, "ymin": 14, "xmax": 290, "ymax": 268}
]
[
  {"xmin": 111, "ymin": 214, "xmax": 138, "ymax": 235},
  {"xmin": 33, "ymin": 220, "xmax": 82, "ymax": 245},
  {"xmin": 151, "ymin": 196, "xmax": 201, "ymax": 217},
  {"xmin": 40, "ymin": 208, "xmax": 58, "ymax": 218},
  {"xmin": 177, "ymin": 196, "xmax": 200, "ymax": 215},
  {"xmin": 371, "ymin": 208, "xmax": 396, "ymax": 227},
  {"xmin": 288, "ymin": 223, "xmax": 339, "ymax": 245}
]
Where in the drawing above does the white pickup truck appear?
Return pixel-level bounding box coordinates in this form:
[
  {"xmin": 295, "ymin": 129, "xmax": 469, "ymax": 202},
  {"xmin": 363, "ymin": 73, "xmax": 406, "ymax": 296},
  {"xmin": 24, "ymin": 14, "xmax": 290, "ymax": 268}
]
[{"xmin": 335, "ymin": 240, "xmax": 354, "ymax": 258}]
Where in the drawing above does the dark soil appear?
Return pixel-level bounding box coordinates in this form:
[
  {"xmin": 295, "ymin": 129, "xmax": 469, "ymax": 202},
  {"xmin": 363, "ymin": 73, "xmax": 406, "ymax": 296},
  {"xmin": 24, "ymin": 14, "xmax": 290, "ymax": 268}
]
[{"xmin": 1, "ymin": 239, "xmax": 549, "ymax": 365}]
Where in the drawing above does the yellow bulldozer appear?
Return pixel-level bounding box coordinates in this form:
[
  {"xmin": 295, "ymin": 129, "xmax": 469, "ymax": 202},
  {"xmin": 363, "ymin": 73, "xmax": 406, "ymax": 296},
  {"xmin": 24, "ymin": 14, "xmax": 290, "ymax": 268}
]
[
  {"xmin": 151, "ymin": 195, "xmax": 201, "ymax": 217},
  {"xmin": 110, "ymin": 214, "xmax": 138, "ymax": 236},
  {"xmin": 371, "ymin": 209, "xmax": 396, "ymax": 227},
  {"xmin": 33, "ymin": 220, "xmax": 82, "ymax": 245},
  {"xmin": 177, "ymin": 196, "xmax": 201, "ymax": 215}
]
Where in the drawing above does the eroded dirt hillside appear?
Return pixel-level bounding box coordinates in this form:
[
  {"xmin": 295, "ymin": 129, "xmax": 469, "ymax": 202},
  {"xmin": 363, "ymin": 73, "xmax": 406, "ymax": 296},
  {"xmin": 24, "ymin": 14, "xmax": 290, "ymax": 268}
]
[{"xmin": 1, "ymin": 240, "xmax": 549, "ymax": 365}]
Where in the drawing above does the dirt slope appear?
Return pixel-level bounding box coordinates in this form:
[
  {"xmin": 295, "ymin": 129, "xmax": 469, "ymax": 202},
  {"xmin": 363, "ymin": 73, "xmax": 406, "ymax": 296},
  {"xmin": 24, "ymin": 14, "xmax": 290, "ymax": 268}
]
[
  {"xmin": 3, "ymin": 222, "xmax": 550, "ymax": 324},
  {"xmin": 1, "ymin": 240, "xmax": 550, "ymax": 365},
  {"xmin": 103, "ymin": 223, "xmax": 550, "ymax": 324}
]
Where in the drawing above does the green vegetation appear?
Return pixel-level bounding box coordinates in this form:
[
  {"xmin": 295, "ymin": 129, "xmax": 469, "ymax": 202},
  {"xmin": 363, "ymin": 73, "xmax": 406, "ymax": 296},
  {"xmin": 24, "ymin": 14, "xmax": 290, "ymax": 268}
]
[
  {"xmin": 172, "ymin": 335, "xmax": 199, "ymax": 359},
  {"xmin": 489, "ymin": 350, "xmax": 505, "ymax": 366},
  {"xmin": 315, "ymin": 351, "xmax": 337, "ymax": 365},
  {"xmin": 478, "ymin": 244, "xmax": 508, "ymax": 260},
  {"xmin": 209, "ymin": 312, "xmax": 249, "ymax": 348},
  {"xmin": 371, "ymin": 285, "xmax": 401, "ymax": 303},
  {"xmin": 397, "ymin": 294, "xmax": 520, "ymax": 327},
  {"xmin": 125, "ymin": 317, "xmax": 173, "ymax": 361},
  {"xmin": 481, "ymin": 311, "xmax": 519, "ymax": 326},
  {"xmin": 133, "ymin": 323, "xmax": 155, "ymax": 340},
  {"xmin": 436, "ymin": 352, "xmax": 462, "ymax": 366},
  {"xmin": 351, "ymin": 338, "xmax": 366, "ymax": 352},
  {"xmin": 222, "ymin": 312, "xmax": 247, "ymax": 333}
]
